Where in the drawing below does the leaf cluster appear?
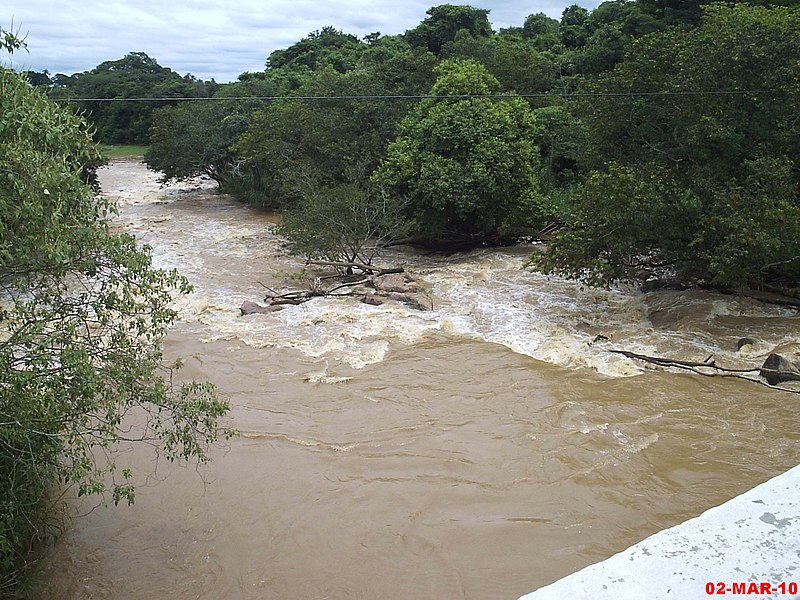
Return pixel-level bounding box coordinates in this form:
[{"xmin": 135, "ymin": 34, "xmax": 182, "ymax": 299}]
[{"xmin": 278, "ymin": 179, "xmax": 410, "ymax": 269}]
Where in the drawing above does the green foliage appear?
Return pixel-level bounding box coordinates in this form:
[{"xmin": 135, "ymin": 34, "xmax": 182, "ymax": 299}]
[
  {"xmin": 522, "ymin": 12, "xmax": 561, "ymax": 51},
  {"xmin": 231, "ymin": 48, "xmax": 434, "ymax": 209},
  {"xmin": 440, "ymin": 30, "xmax": 559, "ymax": 95},
  {"xmin": 693, "ymin": 157, "xmax": 800, "ymax": 289},
  {"xmin": 581, "ymin": 3, "xmax": 800, "ymax": 175},
  {"xmin": 539, "ymin": 4, "xmax": 800, "ymax": 293},
  {"xmin": 531, "ymin": 163, "xmax": 703, "ymax": 285},
  {"xmin": 278, "ymin": 179, "xmax": 410, "ymax": 269},
  {"xmin": 146, "ymin": 102, "xmax": 246, "ymax": 185},
  {"xmin": 23, "ymin": 70, "xmax": 51, "ymax": 87},
  {"xmin": 560, "ymin": 5, "xmax": 590, "ymax": 48},
  {"xmin": 532, "ymin": 105, "xmax": 592, "ymax": 192},
  {"xmin": 0, "ymin": 25, "xmax": 26, "ymax": 55},
  {"xmin": 0, "ymin": 69, "xmax": 231, "ymax": 593},
  {"xmin": 49, "ymin": 52, "xmax": 218, "ymax": 144},
  {"xmin": 405, "ymin": 4, "xmax": 493, "ymax": 54},
  {"xmin": 145, "ymin": 77, "xmax": 273, "ymax": 188},
  {"xmin": 267, "ymin": 27, "xmax": 363, "ymax": 73},
  {"xmin": 375, "ymin": 59, "xmax": 546, "ymax": 241},
  {"xmin": 557, "ymin": 1, "xmax": 664, "ymax": 74}
]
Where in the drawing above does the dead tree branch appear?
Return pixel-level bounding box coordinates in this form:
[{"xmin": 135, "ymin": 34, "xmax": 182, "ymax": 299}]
[
  {"xmin": 305, "ymin": 260, "xmax": 405, "ymax": 276},
  {"xmin": 257, "ymin": 266, "xmax": 425, "ymax": 311},
  {"xmin": 609, "ymin": 349, "xmax": 800, "ymax": 393}
]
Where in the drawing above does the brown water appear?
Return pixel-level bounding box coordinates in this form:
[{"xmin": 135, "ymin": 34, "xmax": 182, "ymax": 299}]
[{"xmin": 36, "ymin": 161, "xmax": 800, "ymax": 599}]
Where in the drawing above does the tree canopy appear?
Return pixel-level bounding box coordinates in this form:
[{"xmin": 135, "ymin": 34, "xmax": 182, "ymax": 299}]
[
  {"xmin": 104, "ymin": 2, "xmax": 800, "ymax": 295},
  {"xmin": 375, "ymin": 59, "xmax": 545, "ymax": 241},
  {"xmin": 404, "ymin": 4, "xmax": 494, "ymax": 54},
  {"xmin": 45, "ymin": 52, "xmax": 218, "ymax": 144},
  {"xmin": 534, "ymin": 4, "xmax": 800, "ymax": 291}
]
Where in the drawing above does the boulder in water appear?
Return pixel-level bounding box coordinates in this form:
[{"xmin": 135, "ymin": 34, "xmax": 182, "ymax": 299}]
[
  {"xmin": 389, "ymin": 292, "xmax": 428, "ymax": 311},
  {"xmin": 759, "ymin": 353, "xmax": 800, "ymax": 385},
  {"xmin": 240, "ymin": 300, "xmax": 285, "ymax": 315},
  {"xmin": 361, "ymin": 294, "xmax": 384, "ymax": 306},
  {"xmin": 737, "ymin": 337, "xmax": 758, "ymax": 351},
  {"xmin": 373, "ymin": 273, "xmax": 419, "ymax": 293}
]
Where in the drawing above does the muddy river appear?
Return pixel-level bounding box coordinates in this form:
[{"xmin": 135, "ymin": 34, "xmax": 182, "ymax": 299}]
[{"xmin": 36, "ymin": 160, "xmax": 800, "ymax": 599}]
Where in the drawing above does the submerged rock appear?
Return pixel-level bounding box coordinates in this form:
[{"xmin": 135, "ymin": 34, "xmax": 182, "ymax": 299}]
[
  {"xmin": 389, "ymin": 292, "xmax": 428, "ymax": 311},
  {"xmin": 240, "ymin": 300, "xmax": 285, "ymax": 315},
  {"xmin": 760, "ymin": 353, "xmax": 800, "ymax": 385},
  {"xmin": 361, "ymin": 295, "xmax": 384, "ymax": 306},
  {"xmin": 737, "ymin": 337, "xmax": 758, "ymax": 351}
]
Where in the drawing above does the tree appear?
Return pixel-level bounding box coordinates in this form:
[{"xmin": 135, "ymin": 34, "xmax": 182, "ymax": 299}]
[
  {"xmin": 0, "ymin": 67, "xmax": 231, "ymax": 593},
  {"xmin": 48, "ymin": 52, "xmax": 216, "ymax": 144},
  {"xmin": 440, "ymin": 30, "xmax": 560, "ymax": 95},
  {"xmin": 522, "ymin": 13, "xmax": 562, "ymax": 51},
  {"xmin": 537, "ymin": 4, "xmax": 800, "ymax": 293},
  {"xmin": 145, "ymin": 78, "xmax": 272, "ymax": 185},
  {"xmin": 404, "ymin": 4, "xmax": 493, "ymax": 54},
  {"xmin": 231, "ymin": 52, "xmax": 430, "ymax": 208},
  {"xmin": 266, "ymin": 26, "xmax": 363, "ymax": 73},
  {"xmin": 375, "ymin": 59, "xmax": 547, "ymax": 242},
  {"xmin": 23, "ymin": 70, "xmax": 51, "ymax": 87},
  {"xmin": 555, "ymin": 2, "xmax": 663, "ymax": 75},
  {"xmin": 278, "ymin": 179, "xmax": 409, "ymax": 271},
  {"xmin": 531, "ymin": 163, "xmax": 704, "ymax": 285},
  {"xmin": 560, "ymin": 5, "xmax": 590, "ymax": 48}
]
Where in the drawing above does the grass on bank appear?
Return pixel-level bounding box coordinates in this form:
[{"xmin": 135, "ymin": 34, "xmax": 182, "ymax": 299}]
[{"xmin": 100, "ymin": 145, "xmax": 149, "ymax": 159}]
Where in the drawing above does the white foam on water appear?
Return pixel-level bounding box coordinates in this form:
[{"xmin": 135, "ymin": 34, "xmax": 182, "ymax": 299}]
[
  {"xmin": 104, "ymin": 162, "xmax": 800, "ymax": 377},
  {"xmin": 416, "ymin": 252, "xmax": 658, "ymax": 376},
  {"xmin": 100, "ymin": 163, "xmax": 214, "ymax": 207},
  {"xmin": 161, "ymin": 244, "xmax": 799, "ymax": 376},
  {"xmin": 193, "ymin": 297, "xmax": 443, "ymax": 369}
]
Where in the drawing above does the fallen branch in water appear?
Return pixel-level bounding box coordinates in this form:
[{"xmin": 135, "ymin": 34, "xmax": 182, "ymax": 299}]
[
  {"xmin": 305, "ymin": 260, "xmax": 405, "ymax": 277},
  {"xmin": 608, "ymin": 349, "xmax": 800, "ymax": 394},
  {"xmin": 250, "ymin": 267, "xmax": 430, "ymax": 311}
]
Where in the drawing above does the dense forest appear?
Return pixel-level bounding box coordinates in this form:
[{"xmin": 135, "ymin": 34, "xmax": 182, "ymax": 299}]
[
  {"xmin": 26, "ymin": 1, "xmax": 800, "ymax": 295},
  {"xmin": 3, "ymin": 1, "xmax": 799, "ymax": 594}
]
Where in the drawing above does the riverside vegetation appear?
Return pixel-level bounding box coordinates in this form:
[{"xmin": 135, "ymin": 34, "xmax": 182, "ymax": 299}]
[
  {"xmin": 4, "ymin": 0, "xmax": 800, "ymax": 594},
  {"xmin": 31, "ymin": 1, "xmax": 800, "ymax": 298},
  {"xmin": 1, "ymin": 30, "xmax": 232, "ymax": 596}
]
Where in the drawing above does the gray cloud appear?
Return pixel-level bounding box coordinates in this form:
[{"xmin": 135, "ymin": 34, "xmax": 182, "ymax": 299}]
[{"xmin": 5, "ymin": 0, "xmax": 598, "ymax": 82}]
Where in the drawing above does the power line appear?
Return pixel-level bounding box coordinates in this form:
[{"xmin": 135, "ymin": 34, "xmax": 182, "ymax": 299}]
[{"xmin": 49, "ymin": 90, "xmax": 778, "ymax": 103}]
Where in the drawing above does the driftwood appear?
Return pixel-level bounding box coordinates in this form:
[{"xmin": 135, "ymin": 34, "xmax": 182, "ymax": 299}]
[
  {"xmin": 254, "ymin": 264, "xmax": 431, "ymax": 311},
  {"xmin": 609, "ymin": 349, "xmax": 800, "ymax": 393},
  {"xmin": 306, "ymin": 260, "xmax": 405, "ymax": 277}
]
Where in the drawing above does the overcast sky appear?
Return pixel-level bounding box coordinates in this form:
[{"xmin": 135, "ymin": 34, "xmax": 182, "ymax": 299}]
[{"xmin": 5, "ymin": 1, "xmax": 598, "ymax": 83}]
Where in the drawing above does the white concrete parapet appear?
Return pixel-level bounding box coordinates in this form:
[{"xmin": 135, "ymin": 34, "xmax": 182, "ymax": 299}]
[{"xmin": 519, "ymin": 464, "xmax": 800, "ymax": 600}]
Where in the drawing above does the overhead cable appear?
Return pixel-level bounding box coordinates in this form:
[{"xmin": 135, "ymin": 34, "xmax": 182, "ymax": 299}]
[{"xmin": 49, "ymin": 90, "xmax": 778, "ymax": 103}]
